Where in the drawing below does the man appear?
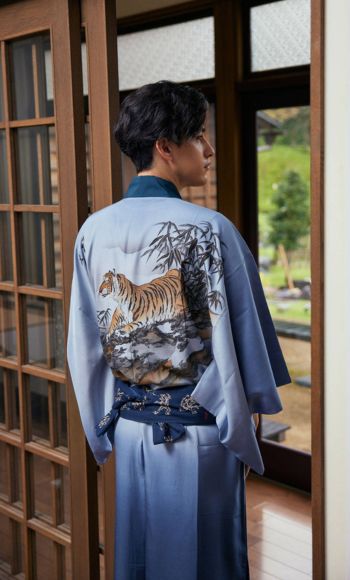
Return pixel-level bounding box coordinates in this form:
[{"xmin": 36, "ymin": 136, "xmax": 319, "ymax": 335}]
[{"xmin": 67, "ymin": 80, "xmax": 291, "ymax": 580}]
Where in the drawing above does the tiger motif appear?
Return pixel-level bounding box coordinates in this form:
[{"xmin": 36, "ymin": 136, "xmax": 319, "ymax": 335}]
[{"xmin": 98, "ymin": 268, "xmax": 188, "ymax": 339}]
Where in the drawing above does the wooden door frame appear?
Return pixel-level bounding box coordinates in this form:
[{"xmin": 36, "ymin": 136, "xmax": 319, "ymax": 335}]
[
  {"xmin": 310, "ymin": 0, "xmax": 325, "ymax": 577},
  {"xmin": 0, "ymin": 0, "xmax": 100, "ymax": 578},
  {"xmin": 80, "ymin": 1, "xmax": 122, "ymax": 578}
]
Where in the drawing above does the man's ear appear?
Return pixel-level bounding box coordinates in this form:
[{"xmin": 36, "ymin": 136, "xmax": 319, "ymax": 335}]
[{"xmin": 155, "ymin": 138, "xmax": 173, "ymax": 162}]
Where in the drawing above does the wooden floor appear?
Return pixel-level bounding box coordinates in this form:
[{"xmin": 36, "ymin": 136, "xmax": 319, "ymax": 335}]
[
  {"xmin": 0, "ymin": 473, "xmax": 312, "ymax": 579},
  {"xmin": 246, "ymin": 473, "xmax": 312, "ymax": 579}
]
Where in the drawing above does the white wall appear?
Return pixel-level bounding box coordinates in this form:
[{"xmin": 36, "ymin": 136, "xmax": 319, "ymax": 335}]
[{"xmin": 325, "ymin": 0, "xmax": 350, "ymax": 577}]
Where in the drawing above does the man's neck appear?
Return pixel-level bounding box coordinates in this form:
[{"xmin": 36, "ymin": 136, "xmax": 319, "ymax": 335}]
[{"xmin": 137, "ymin": 169, "xmax": 183, "ymax": 192}]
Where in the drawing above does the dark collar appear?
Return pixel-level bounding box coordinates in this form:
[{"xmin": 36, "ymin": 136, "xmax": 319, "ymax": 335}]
[{"xmin": 123, "ymin": 175, "xmax": 182, "ymax": 199}]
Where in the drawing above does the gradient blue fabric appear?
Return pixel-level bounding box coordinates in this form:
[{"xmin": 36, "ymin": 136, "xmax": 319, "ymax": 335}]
[
  {"xmin": 66, "ymin": 174, "xmax": 291, "ymax": 579},
  {"xmin": 114, "ymin": 417, "xmax": 250, "ymax": 580}
]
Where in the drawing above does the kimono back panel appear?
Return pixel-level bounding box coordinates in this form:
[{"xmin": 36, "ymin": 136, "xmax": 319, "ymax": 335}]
[{"xmin": 67, "ymin": 174, "xmax": 291, "ymax": 476}]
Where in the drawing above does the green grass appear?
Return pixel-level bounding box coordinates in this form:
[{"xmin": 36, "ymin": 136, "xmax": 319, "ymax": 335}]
[
  {"xmin": 267, "ymin": 298, "xmax": 311, "ymax": 324},
  {"xmin": 259, "ymin": 268, "xmax": 311, "ymax": 324},
  {"xmin": 260, "ymin": 265, "xmax": 311, "ymax": 288}
]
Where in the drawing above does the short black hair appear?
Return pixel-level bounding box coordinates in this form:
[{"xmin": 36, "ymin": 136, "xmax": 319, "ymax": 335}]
[{"xmin": 113, "ymin": 80, "xmax": 209, "ymax": 172}]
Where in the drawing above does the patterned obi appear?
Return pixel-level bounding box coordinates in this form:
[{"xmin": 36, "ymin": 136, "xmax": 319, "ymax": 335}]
[{"xmin": 95, "ymin": 378, "xmax": 216, "ymax": 445}]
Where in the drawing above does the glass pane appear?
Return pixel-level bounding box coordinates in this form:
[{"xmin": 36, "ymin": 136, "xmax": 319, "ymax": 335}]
[
  {"xmin": 34, "ymin": 532, "xmax": 55, "ymax": 579},
  {"xmin": 0, "ymin": 291, "xmax": 17, "ymax": 359},
  {"xmin": 29, "ymin": 375, "xmax": 49, "ymax": 442},
  {"xmin": 55, "ymin": 544, "xmax": 66, "ymax": 580},
  {"xmin": 0, "ymin": 368, "xmax": 19, "ymax": 429},
  {"xmin": 117, "ymin": 16, "xmax": 214, "ymax": 91},
  {"xmin": 0, "ymin": 519, "xmax": 24, "ymax": 577},
  {"xmin": 24, "ymin": 295, "xmax": 64, "ymax": 371},
  {"xmin": 14, "ymin": 125, "xmax": 57, "ymax": 204},
  {"xmin": 0, "ymin": 368, "xmax": 3, "ymax": 424},
  {"xmin": 66, "ymin": 546, "xmax": 72, "ymax": 579},
  {"xmin": 0, "ymin": 212, "xmax": 13, "ymax": 282},
  {"xmin": 33, "ymin": 455, "xmax": 52, "ymax": 523},
  {"xmin": 250, "ymin": 0, "xmax": 311, "ymax": 72},
  {"xmin": 256, "ymin": 105, "xmax": 311, "ymax": 453},
  {"xmin": 81, "ymin": 40, "xmax": 89, "ymax": 98},
  {"xmin": 58, "ymin": 383, "xmax": 67, "ymax": 448},
  {"xmin": 14, "ymin": 520, "xmax": 25, "ymax": 576},
  {"xmin": 0, "ymin": 58, "xmax": 4, "ymax": 121},
  {"xmin": 18, "ymin": 212, "xmax": 62, "ymax": 288},
  {"xmin": 0, "ymin": 374, "xmax": 5, "ymax": 428},
  {"xmin": 100, "ymin": 553, "xmax": 105, "ymax": 580},
  {"xmin": 57, "ymin": 465, "xmax": 71, "ymax": 530},
  {"xmin": 9, "ymin": 33, "xmax": 54, "ymax": 120},
  {"xmin": 10, "ymin": 445, "xmax": 22, "ymax": 507},
  {"xmin": 32, "ymin": 461, "xmax": 71, "ymax": 530},
  {"xmin": 0, "ymin": 442, "xmax": 9, "ymax": 500},
  {"xmin": 0, "ymin": 131, "xmax": 9, "ymax": 203},
  {"xmin": 85, "ymin": 123, "xmax": 92, "ymax": 212},
  {"xmin": 9, "ymin": 369, "xmax": 20, "ymax": 431},
  {"xmin": 0, "ymin": 514, "xmax": 10, "ymax": 569},
  {"xmin": 98, "ymin": 467, "xmax": 104, "ymax": 547}
]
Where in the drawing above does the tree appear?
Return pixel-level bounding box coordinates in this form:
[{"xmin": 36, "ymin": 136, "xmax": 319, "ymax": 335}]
[{"xmin": 267, "ymin": 170, "xmax": 310, "ymax": 289}]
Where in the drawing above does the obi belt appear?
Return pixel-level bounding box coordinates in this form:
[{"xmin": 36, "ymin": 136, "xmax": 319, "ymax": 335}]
[{"xmin": 95, "ymin": 378, "xmax": 216, "ymax": 445}]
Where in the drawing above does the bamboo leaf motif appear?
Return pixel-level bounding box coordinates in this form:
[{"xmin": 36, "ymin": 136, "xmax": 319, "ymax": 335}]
[
  {"xmin": 208, "ymin": 290, "xmax": 225, "ymax": 311},
  {"xmin": 97, "ymin": 308, "xmax": 111, "ymax": 328},
  {"xmin": 78, "ymin": 236, "xmax": 87, "ymax": 266},
  {"xmin": 141, "ymin": 220, "xmax": 226, "ymax": 316},
  {"xmin": 149, "ymin": 235, "xmax": 163, "ymax": 246},
  {"xmin": 157, "ymin": 222, "xmax": 169, "ymax": 234}
]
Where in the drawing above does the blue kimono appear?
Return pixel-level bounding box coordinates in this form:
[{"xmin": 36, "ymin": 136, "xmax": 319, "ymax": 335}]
[{"xmin": 67, "ymin": 175, "xmax": 291, "ymax": 580}]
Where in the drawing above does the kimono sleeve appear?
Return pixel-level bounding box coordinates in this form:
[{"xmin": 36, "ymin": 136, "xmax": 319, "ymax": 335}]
[
  {"xmin": 191, "ymin": 213, "xmax": 292, "ymax": 474},
  {"xmin": 66, "ymin": 223, "xmax": 115, "ymax": 464},
  {"xmin": 220, "ymin": 216, "xmax": 292, "ymax": 414}
]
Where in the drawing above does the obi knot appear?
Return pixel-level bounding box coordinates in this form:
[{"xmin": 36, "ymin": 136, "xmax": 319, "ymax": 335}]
[{"xmin": 95, "ymin": 378, "xmax": 216, "ymax": 445}]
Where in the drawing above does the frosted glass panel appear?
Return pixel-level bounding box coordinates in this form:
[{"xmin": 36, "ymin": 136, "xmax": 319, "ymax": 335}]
[
  {"xmin": 117, "ymin": 17, "xmax": 214, "ymax": 91},
  {"xmin": 250, "ymin": 0, "xmax": 310, "ymax": 72}
]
